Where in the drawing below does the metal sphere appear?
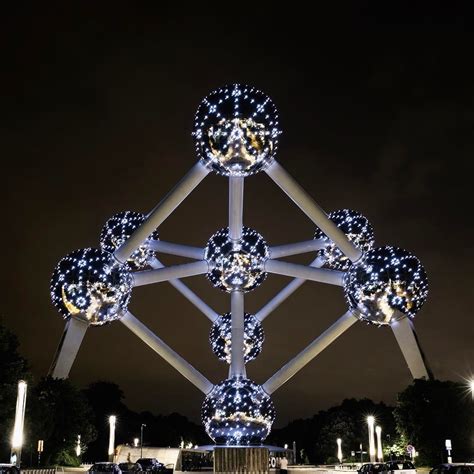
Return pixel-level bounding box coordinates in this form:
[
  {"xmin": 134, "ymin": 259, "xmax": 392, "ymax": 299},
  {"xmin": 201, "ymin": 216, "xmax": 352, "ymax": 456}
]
[
  {"xmin": 210, "ymin": 313, "xmax": 264, "ymax": 364},
  {"xmin": 344, "ymin": 246, "xmax": 428, "ymax": 325},
  {"xmin": 100, "ymin": 211, "xmax": 159, "ymax": 270},
  {"xmin": 50, "ymin": 248, "xmax": 133, "ymax": 326},
  {"xmin": 193, "ymin": 84, "xmax": 281, "ymax": 176},
  {"xmin": 204, "ymin": 227, "xmax": 269, "ymax": 292},
  {"xmin": 201, "ymin": 377, "xmax": 275, "ymax": 446},
  {"xmin": 314, "ymin": 209, "xmax": 375, "ymax": 271}
]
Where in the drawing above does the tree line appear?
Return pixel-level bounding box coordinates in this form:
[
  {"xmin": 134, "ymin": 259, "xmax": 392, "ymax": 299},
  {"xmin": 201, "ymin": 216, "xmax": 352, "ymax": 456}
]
[{"xmin": 1, "ymin": 321, "xmax": 472, "ymax": 467}]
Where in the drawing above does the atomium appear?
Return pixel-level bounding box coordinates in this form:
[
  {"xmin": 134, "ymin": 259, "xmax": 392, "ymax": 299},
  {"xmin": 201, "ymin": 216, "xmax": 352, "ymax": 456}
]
[
  {"xmin": 344, "ymin": 246, "xmax": 428, "ymax": 325},
  {"xmin": 204, "ymin": 226, "xmax": 269, "ymax": 292},
  {"xmin": 210, "ymin": 313, "xmax": 264, "ymax": 364},
  {"xmin": 50, "ymin": 248, "xmax": 133, "ymax": 325},
  {"xmin": 193, "ymin": 84, "xmax": 281, "ymax": 177},
  {"xmin": 201, "ymin": 377, "xmax": 275, "ymax": 446},
  {"xmin": 100, "ymin": 211, "xmax": 159, "ymax": 270},
  {"xmin": 314, "ymin": 209, "xmax": 375, "ymax": 271},
  {"xmin": 49, "ymin": 83, "xmax": 431, "ymax": 449}
]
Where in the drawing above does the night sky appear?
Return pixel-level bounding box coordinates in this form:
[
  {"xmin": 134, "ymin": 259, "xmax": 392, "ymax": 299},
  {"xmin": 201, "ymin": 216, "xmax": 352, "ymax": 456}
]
[{"xmin": 2, "ymin": 4, "xmax": 473, "ymax": 427}]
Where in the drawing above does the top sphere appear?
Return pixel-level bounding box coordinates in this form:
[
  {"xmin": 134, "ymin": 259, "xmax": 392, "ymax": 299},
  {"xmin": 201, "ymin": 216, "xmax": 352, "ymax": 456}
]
[
  {"xmin": 100, "ymin": 211, "xmax": 159, "ymax": 270},
  {"xmin": 50, "ymin": 247, "xmax": 133, "ymax": 326},
  {"xmin": 314, "ymin": 209, "xmax": 375, "ymax": 271},
  {"xmin": 193, "ymin": 84, "xmax": 281, "ymax": 176},
  {"xmin": 343, "ymin": 246, "xmax": 428, "ymax": 325}
]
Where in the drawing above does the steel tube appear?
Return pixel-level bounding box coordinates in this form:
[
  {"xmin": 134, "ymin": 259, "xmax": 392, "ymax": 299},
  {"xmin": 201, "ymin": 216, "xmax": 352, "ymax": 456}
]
[
  {"xmin": 230, "ymin": 291, "xmax": 246, "ymax": 378},
  {"xmin": 269, "ymin": 239, "xmax": 325, "ymax": 259},
  {"xmin": 133, "ymin": 260, "xmax": 209, "ymax": 287},
  {"xmin": 229, "ymin": 176, "xmax": 244, "ymax": 240},
  {"xmin": 148, "ymin": 240, "xmax": 204, "ymax": 260}
]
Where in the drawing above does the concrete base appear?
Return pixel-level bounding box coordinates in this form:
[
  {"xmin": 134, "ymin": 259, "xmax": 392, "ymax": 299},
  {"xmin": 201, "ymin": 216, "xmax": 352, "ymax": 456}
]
[{"xmin": 214, "ymin": 447, "xmax": 269, "ymax": 474}]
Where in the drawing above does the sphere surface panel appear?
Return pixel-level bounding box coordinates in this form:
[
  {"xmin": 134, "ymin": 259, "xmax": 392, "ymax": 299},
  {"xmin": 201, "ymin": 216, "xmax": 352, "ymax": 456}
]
[
  {"xmin": 193, "ymin": 84, "xmax": 281, "ymax": 176},
  {"xmin": 344, "ymin": 246, "xmax": 428, "ymax": 325},
  {"xmin": 50, "ymin": 248, "xmax": 133, "ymax": 325},
  {"xmin": 201, "ymin": 377, "xmax": 276, "ymax": 446}
]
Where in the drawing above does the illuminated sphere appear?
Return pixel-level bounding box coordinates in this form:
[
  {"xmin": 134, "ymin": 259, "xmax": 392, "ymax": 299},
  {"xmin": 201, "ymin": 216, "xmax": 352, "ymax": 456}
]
[
  {"xmin": 100, "ymin": 211, "xmax": 159, "ymax": 270},
  {"xmin": 210, "ymin": 313, "xmax": 264, "ymax": 364},
  {"xmin": 193, "ymin": 84, "xmax": 281, "ymax": 176},
  {"xmin": 204, "ymin": 226, "xmax": 269, "ymax": 292},
  {"xmin": 50, "ymin": 248, "xmax": 133, "ymax": 326},
  {"xmin": 344, "ymin": 246, "xmax": 428, "ymax": 325},
  {"xmin": 201, "ymin": 377, "xmax": 275, "ymax": 446},
  {"xmin": 314, "ymin": 209, "xmax": 375, "ymax": 271}
]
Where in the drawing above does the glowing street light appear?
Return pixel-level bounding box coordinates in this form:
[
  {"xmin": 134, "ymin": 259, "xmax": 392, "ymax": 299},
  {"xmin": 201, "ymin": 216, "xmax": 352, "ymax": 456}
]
[
  {"xmin": 375, "ymin": 426, "xmax": 383, "ymax": 462},
  {"xmin": 11, "ymin": 380, "xmax": 27, "ymax": 467},
  {"xmin": 470, "ymin": 380, "xmax": 474, "ymax": 401},
  {"xmin": 76, "ymin": 435, "xmax": 81, "ymax": 457},
  {"xmin": 134, "ymin": 438, "xmax": 139, "ymax": 448},
  {"xmin": 367, "ymin": 416, "xmax": 376, "ymax": 463},
  {"xmin": 337, "ymin": 438, "xmax": 343, "ymax": 464},
  {"xmin": 108, "ymin": 416, "xmax": 116, "ymax": 458}
]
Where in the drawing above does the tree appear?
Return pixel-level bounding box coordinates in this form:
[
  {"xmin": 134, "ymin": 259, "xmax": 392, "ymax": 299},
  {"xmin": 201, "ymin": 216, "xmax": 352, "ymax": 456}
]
[
  {"xmin": 0, "ymin": 321, "xmax": 30, "ymax": 462},
  {"xmin": 28, "ymin": 377, "xmax": 97, "ymax": 466},
  {"xmin": 394, "ymin": 379, "xmax": 474, "ymax": 466}
]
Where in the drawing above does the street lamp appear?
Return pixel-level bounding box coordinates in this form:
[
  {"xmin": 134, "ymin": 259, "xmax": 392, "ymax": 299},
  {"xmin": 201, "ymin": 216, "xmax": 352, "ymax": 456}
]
[
  {"xmin": 11, "ymin": 380, "xmax": 27, "ymax": 467},
  {"xmin": 140, "ymin": 424, "xmax": 146, "ymax": 458},
  {"xmin": 367, "ymin": 416, "xmax": 376, "ymax": 463},
  {"xmin": 108, "ymin": 416, "xmax": 116, "ymax": 459},
  {"xmin": 134, "ymin": 438, "xmax": 139, "ymax": 448},
  {"xmin": 76, "ymin": 435, "xmax": 81, "ymax": 457},
  {"xmin": 337, "ymin": 438, "xmax": 343, "ymax": 464},
  {"xmin": 470, "ymin": 379, "xmax": 474, "ymax": 401},
  {"xmin": 375, "ymin": 426, "xmax": 383, "ymax": 462}
]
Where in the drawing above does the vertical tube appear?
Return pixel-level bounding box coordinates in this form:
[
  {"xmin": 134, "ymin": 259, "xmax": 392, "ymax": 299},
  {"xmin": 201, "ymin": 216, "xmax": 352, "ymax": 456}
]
[
  {"xmin": 367, "ymin": 416, "xmax": 376, "ymax": 463},
  {"xmin": 11, "ymin": 380, "xmax": 27, "ymax": 467},
  {"xmin": 337, "ymin": 438, "xmax": 342, "ymax": 464},
  {"xmin": 376, "ymin": 426, "xmax": 383, "ymax": 462},
  {"xmin": 108, "ymin": 415, "xmax": 116, "ymax": 458},
  {"xmin": 230, "ymin": 291, "xmax": 246, "ymax": 378},
  {"xmin": 229, "ymin": 176, "xmax": 244, "ymax": 240}
]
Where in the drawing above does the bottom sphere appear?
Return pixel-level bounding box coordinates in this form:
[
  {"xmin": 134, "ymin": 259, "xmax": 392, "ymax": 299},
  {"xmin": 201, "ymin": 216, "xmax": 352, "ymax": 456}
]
[{"xmin": 201, "ymin": 377, "xmax": 275, "ymax": 446}]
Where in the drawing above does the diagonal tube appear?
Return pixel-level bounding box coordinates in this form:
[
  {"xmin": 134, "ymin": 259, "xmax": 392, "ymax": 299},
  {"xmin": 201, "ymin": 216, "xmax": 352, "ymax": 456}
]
[
  {"xmin": 265, "ymin": 259, "xmax": 344, "ymax": 286},
  {"xmin": 230, "ymin": 290, "xmax": 246, "ymax": 378},
  {"xmin": 256, "ymin": 257, "xmax": 324, "ymax": 322},
  {"xmin": 269, "ymin": 239, "xmax": 325, "ymax": 259},
  {"xmin": 149, "ymin": 258, "xmax": 219, "ymax": 323},
  {"xmin": 265, "ymin": 160, "xmax": 362, "ymax": 262},
  {"xmin": 114, "ymin": 161, "xmax": 209, "ymax": 263},
  {"xmin": 133, "ymin": 260, "xmax": 209, "ymax": 287},
  {"xmin": 148, "ymin": 240, "xmax": 204, "ymax": 260},
  {"xmin": 263, "ymin": 311, "xmax": 358, "ymax": 394},
  {"xmin": 229, "ymin": 176, "xmax": 244, "ymax": 240},
  {"xmin": 120, "ymin": 310, "xmax": 214, "ymax": 394}
]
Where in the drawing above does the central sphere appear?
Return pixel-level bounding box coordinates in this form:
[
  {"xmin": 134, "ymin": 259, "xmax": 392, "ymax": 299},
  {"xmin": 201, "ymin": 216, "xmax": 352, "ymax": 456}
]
[
  {"xmin": 204, "ymin": 227, "xmax": 269, "ymax": 292},
  {"xmin": 193, "ymin": 84, "xmax": 281, "ymax": 176},
  {"xmin": 210, "ymin": 313, "xmax": 264, "ymax": 364},
  {"xmin": 314, "ymin": 209, "xmax": 375, "ymax": 271},
  {"xmin": 201, "ymin": 377, "xmax": 275, "ymax": 446},
  {"xmin": 344, "ymin": 246, "xmax": 428, "ymax": 325},
  {"xmin": 50, "ymin": 248, "xmax": 133, "ymax": 326},
  {"xmin": 100, "ymin": 211, "xmax": 159, "ymax": 270}
]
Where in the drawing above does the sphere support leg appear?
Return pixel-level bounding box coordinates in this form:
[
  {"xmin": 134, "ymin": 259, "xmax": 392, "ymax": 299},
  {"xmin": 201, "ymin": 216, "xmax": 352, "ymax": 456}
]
[
  {"xmin": 229, "ymin": 176, "xmax": 244, "ymax": 241},
  {"xmin": 391, "ymin": 317, "xmax": 432, "ymax": 379},
  {"xmin": 230, "ymin": 290, "xmax": 246, "ymax": 378},
  {"xmin": 49, "ymin": 317, "xmax": 89, "ymax": 379}
]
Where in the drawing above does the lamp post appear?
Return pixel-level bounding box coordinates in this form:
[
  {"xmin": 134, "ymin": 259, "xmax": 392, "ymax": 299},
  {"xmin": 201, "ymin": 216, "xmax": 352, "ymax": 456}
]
[
  {"xmin": 11, "ymin": 380, "xmax": 28, "ymax": 467},
  {"xmin": 140, "ymin": 424, "xmax": 146, "ymax": 458},
  {"xmin": 375, "ymin": 426, "xmax": 383, "ymax": 462},
  {"xmin": 76, "ymin": 435, "xmax": 81, "ymax": 457},
  {"xmin": 470, "ymin": 380, "xmax": 474, "ymax": 401},
  {"xmin": 108, "ymin": 416, "xmax": 116, "ymax": 460},
  {"xmin": 337, "ymin": 438, "xmax": 343, "ymax": 465},
  {"xmin": 367, "ymin": 416, "xmax": 376, "ymax": 463}
]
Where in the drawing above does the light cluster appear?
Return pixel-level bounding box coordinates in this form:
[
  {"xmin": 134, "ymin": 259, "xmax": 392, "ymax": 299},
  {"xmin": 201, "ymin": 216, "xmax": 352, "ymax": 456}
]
[
  {"xmin": 344, "ymin": 246, "xmax": 428, "ymax": 325},
  {"xmin": 201, "ymin": 377, "xmax": 275, "ymax": 445},
  {"xmin": 210, "ymin": 313, "xmax": 264, "ymax": 364},
  {"xmin": 193, "ymin": 84, "xmax": 281, "ymax": 176},
  {"xmin": 100, "ymin": 211, "xmax": 159, "ymax": 270},
  {"xmin": 204, "ymin": 226, "xmax": 269, "ymax": 292},
  {"xmin": 50, "ymin": 248, "xmax": 133, "ymax": 325},
  {"xmin": 314, "ymin": 209, "xmax": 375, "ymax": 271}
]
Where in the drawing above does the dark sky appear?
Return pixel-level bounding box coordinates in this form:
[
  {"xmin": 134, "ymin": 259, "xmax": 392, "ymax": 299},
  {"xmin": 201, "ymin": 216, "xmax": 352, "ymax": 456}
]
[{"xmin": 2, "ymin": 4, "xmax": 473, "ymax": 427}]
